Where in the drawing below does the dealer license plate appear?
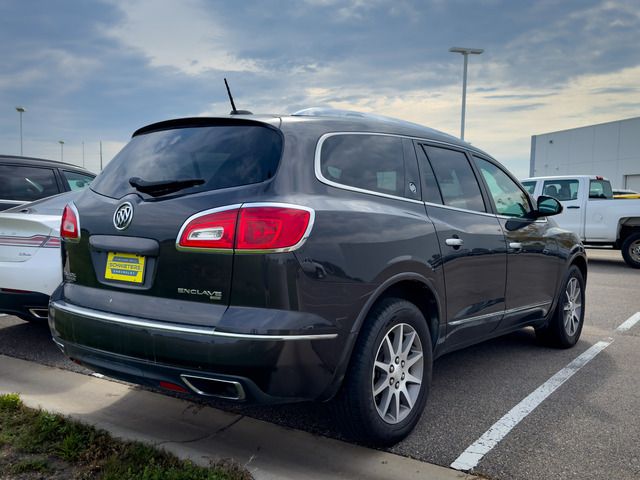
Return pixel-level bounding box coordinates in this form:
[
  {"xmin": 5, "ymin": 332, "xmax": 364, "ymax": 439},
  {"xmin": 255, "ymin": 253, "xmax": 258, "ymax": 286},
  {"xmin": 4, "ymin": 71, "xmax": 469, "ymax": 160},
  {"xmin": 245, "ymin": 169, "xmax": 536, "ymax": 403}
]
[{"xmin": 104, "ymin": 252, "xmax": 146, "ymax": 284}]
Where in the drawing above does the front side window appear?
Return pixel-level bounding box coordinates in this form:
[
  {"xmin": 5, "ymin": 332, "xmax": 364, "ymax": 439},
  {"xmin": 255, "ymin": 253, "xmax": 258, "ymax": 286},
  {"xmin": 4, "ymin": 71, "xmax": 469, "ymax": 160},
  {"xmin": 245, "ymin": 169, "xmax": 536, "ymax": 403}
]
[
  {"xmin": 320, "ymin": 134, "xmax": 405, "ymax": 197},
  {"xmin": 0, "ymin": 165, "xmax": 59, "ymax": 201},
  {"xmin": 476, "ymin": 157, "xmax": 532, "ymax": 218},
  {"xmin": 542, "ymin": 179, "xmax": 579, "ymax": 201},
  {"xmin": 422, "ymin": 145, "xmax": 485, "ymax": 212},
  {"xmin": 62, "ymin": 171, "xmax": 95, "ymax": 191}
]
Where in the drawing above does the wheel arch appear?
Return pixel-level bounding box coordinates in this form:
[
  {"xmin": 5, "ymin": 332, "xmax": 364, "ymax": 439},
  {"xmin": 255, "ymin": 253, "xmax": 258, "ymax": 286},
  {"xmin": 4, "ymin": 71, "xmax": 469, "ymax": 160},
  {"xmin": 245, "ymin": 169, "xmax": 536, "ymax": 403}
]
[
  {"xmin": 617, "ymin": 219, "xmax": 640, "ymax": 246},
  {"xmin": 319, "ymin": 272, "xmax": 442, "ymax": 401},
  {"xmin": 570, "ymin": 252, "xmax": 588, "ymax": 283}
]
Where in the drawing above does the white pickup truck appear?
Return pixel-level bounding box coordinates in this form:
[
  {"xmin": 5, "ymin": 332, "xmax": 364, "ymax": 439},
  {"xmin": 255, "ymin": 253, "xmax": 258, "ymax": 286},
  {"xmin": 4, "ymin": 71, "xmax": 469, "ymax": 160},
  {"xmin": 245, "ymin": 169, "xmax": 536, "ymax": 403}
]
[{"xmin": 521, "ymin": 175, "xmax": 640, "ymax": 268}]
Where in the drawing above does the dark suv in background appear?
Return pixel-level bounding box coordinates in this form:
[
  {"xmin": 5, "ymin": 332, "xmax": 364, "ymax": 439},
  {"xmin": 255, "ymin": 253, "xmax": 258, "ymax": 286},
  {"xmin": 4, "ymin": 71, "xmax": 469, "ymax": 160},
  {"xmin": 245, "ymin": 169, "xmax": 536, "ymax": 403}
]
[
  {"xmin": 49, "ymin": 109, "xmax": 586, "ymax": 445},
  {"xmin": 0, "ymin": 155, "xmax": 95, "ymax": 211}
]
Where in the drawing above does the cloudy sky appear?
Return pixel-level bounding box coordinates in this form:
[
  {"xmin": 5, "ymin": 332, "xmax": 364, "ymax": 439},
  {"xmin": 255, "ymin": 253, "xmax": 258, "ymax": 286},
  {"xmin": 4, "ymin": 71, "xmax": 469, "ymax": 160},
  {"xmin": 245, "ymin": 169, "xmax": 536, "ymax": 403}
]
[{"xmin": 1, "ymin": 0, "xmax": 639, "ymax": 177}]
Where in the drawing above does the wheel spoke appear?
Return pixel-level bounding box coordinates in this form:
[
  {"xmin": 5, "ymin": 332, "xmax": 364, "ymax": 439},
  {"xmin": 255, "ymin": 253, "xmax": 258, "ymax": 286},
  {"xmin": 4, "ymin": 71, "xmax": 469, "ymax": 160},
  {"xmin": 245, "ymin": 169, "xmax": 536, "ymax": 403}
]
[
  {"xmin": 405, "ymin": 351, "xmax": 423, "ymax": 369},
  {"xmin": 379, "ymin": 388, "xmax": 393, "ymax": 419},
  {"xmin": 400, "ymin": 384, "xmax": 413, "ymax": 409},
  {"xmin": 373, "ymin": 378, "xmax": 389, "ymax": 397},
  {"xmin": 393, "ymin": 324, "xmax": 403, "ymax": 357},
  {"xmin": 383, "ymin": 336, "xmax": 394, "ymax": 360},
  {"xmin": 402, "ymin": 331, "xmax": 416, "ymax": 357},
  {"xmin": 394, "ymin": 391, "xmax": 401, "ymax": 422},
  {"xmin": 404, "ymin": 371, "xmax": 422, "ymax": 386},
  {"xmin": 375, "ymin": 360, "xmax": 388, "ymax": 372}
]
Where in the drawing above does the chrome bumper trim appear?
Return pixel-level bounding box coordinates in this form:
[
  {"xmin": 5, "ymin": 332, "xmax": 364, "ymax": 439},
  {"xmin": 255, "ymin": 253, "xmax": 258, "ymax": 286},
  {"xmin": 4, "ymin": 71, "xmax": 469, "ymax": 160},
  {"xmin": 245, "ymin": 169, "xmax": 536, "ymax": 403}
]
[{"xmin": 51, "ymin": 300, "xmax": 338, "ymax": 341}]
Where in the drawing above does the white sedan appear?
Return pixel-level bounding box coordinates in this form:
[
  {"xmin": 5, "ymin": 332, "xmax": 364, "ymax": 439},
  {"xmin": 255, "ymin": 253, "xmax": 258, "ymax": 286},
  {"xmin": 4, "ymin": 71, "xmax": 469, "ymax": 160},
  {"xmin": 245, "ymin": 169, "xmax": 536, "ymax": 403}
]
[{"xmin": 0, "ymin": 191, "xmax": 76, "ymax": 321}]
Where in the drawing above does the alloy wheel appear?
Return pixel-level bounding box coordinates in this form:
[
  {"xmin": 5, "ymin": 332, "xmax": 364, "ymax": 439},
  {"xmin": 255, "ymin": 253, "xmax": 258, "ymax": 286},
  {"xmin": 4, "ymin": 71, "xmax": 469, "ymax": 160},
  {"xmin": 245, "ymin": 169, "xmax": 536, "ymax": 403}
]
[
  {"xmin": 371, "ymin": 323, "xmax": 424, "ymax": 424},
  {"xmin": 563, "ymin": 277, "xmax": 582, "ymax": 336}
]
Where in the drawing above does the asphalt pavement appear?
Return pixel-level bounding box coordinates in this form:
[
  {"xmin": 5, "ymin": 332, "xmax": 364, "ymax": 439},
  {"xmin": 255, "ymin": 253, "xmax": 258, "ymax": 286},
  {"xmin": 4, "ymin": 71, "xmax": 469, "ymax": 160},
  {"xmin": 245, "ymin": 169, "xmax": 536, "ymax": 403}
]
[{"xmin": 1, "ymin": 248, "xmax": 638, "ymax": 479}]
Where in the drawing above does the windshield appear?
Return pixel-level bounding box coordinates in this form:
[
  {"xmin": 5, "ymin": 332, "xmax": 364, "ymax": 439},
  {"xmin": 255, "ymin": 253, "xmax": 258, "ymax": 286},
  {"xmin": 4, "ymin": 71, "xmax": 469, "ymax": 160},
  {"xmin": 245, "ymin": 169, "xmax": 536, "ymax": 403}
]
[{"xmin": 91, "ymin": 125, "xmax": 283, "ymax": 199}]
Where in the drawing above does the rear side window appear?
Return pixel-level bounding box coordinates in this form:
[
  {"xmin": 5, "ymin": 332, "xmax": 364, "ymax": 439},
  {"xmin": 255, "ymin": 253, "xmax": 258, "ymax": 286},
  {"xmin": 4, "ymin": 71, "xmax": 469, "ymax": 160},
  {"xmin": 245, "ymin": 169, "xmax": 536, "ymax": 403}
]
[
  {"xmin": 542, "ymin": 179, "xmax": 579, "ymax": 201},
  {"xmin": 320, "ymin": 134, "xmax": 405, "ymax": 197},
  {"xmin": 91, "ymin": 125, "xmax": 282, "ymax": 199},
  {"xmin": 521, "ymin": 181, "xmax": 536, "ymax": 195},
  {"xmin": 422, "ymin": 146, "xmax": 486, "ymax": 212},
  {"xmin": 589, "ymin": 180, "xmax": 613, "ymax": 199},
  {"xmin": 0, "ymin": 165, "xmax": 60, "ymax": 201},
  {"xmin": 62, "ymin": 171, "xmax": 95, "ymax": 191}
]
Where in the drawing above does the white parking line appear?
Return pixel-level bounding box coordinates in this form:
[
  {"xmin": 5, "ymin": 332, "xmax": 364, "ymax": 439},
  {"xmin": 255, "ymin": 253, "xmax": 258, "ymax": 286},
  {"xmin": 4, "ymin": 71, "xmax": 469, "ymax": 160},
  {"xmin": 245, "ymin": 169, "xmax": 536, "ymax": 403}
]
[
  {"xmin": 616, "ymin": 312, "xmax": 640, "ymax": 333},
  {"xmin": 451, "ymin": 340, "xmax": 613, "ymax": 472}
]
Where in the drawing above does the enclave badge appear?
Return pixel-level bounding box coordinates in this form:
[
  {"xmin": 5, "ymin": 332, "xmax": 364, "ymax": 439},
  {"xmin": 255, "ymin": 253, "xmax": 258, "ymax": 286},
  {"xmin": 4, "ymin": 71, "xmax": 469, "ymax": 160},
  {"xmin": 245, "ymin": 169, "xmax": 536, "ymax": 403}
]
[{"xmin": 113, "ymin": 202, "xmax": 133, "ymax": 230}]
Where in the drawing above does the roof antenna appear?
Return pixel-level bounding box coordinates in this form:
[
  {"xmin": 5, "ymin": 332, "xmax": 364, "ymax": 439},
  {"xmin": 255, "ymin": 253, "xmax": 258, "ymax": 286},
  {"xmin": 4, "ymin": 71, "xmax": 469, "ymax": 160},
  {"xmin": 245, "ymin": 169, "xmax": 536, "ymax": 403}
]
[{"xmin": 224, "ymin": 78, "xmax": 252, "ymax": 115}]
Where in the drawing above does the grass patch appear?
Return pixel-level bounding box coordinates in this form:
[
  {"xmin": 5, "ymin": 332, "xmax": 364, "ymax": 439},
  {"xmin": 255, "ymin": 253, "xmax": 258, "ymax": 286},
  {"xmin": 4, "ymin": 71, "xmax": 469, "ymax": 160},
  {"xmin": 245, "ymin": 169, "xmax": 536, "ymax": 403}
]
[
  {"xmin": 10, "ymin": 457, "xmax": 51, "ymax": 474},
  {"xmin": 0, "ymin": 393, "xmax": 251, "ymax": 480}
]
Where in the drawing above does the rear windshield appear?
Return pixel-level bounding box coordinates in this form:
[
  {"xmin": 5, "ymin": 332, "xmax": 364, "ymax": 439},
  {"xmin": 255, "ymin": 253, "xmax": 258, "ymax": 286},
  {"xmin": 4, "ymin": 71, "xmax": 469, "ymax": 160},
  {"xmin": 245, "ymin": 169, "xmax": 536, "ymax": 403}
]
[{"xmin": 91, "ymin": 125, "xmax": 282, "ymax": 199}]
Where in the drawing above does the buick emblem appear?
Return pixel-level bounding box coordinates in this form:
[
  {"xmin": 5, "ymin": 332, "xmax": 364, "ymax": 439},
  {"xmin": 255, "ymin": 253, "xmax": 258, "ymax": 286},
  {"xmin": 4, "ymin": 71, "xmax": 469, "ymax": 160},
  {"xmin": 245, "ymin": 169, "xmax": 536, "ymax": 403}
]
[{"xmin": 113, "ymin": 202, "xmax": 133, "ymax": 230}]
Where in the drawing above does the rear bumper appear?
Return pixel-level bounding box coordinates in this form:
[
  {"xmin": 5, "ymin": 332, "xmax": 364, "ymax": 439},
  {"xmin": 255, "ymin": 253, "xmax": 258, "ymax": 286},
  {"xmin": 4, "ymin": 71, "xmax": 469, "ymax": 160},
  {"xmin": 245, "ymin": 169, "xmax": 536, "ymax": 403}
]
[
  {"xmin": 0, "ymin": 247, "xmax": 62, "ymax": 295},
  {"xmin": 0, "ymin": 290, "xmax": 50, "ymax": 320},
  {"xmin": 49, "ymin": 295, "xmax": 345, "ymax": 403}
]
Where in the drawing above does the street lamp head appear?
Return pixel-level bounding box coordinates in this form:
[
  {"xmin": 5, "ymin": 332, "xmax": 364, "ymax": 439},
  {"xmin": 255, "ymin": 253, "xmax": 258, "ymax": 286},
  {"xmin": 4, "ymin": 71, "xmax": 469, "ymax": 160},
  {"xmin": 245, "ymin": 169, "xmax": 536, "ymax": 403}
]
[
  {"xmin": 58, "ymin": 140, "xmax": 64, "ymax": 145},
  {"xmin": 15, "ymin": 106, "xmax": 25, "ymax": 113},
  {"xmin": 449, "ymin": 47, "xmax": 484, "ymax": 55}
]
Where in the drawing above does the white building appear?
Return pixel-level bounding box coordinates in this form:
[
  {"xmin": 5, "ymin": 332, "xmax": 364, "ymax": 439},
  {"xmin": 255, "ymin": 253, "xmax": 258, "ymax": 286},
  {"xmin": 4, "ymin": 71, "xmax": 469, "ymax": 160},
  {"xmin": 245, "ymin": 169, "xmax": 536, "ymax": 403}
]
[{"xmin": 529, "ymin": 116, "xmax": 640, "ymax": 191}]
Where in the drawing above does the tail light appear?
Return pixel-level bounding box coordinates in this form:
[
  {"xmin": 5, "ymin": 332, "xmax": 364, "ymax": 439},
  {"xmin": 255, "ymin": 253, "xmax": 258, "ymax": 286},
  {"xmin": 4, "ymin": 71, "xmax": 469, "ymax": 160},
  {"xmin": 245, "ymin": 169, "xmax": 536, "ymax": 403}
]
[
  {"xmin": 176, "ymin": 203, "xmax": 313, "ymax": 253},
  {"xmin": 61, "ymin": 204, "xmax": 80, "ymax": 241}
]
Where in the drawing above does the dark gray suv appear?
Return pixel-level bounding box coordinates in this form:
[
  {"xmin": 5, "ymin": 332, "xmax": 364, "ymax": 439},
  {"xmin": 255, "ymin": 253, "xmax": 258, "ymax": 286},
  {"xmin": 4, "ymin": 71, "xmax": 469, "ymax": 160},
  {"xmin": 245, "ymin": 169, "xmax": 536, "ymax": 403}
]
[{"xmin": 49, "ymin": 109, "xmax": 586, "ymax": 445}]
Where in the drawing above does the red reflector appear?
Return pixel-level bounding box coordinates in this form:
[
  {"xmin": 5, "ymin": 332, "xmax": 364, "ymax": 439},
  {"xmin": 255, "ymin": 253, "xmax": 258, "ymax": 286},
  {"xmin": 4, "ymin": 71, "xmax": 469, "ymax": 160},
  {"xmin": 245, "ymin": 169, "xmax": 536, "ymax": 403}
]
[
  {"xmin": 61, "ymin": 204, "xmax": 80, "ymax": 241},
  {"xmin": 0, "ymin": 288, "xmax": 32, "ymax": 294},
  {"xmin": 159, "ymin": 381, "xmax": 188, "ymax": 393},
  {"xmin": 178, "ymin": 208, "xmax": 239, "ymax": 249},
  {"xmin": 236, "ymin": 207, "xmax": 311, "ymax": 250}
]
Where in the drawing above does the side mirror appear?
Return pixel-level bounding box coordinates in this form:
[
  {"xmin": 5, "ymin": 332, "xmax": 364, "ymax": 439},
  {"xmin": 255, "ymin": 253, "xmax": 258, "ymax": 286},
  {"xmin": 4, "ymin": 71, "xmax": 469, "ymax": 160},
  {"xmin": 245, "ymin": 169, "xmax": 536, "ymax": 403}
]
[{"xmin": 535, "ymin": 195, "xmax": 563, "ymax": 217}]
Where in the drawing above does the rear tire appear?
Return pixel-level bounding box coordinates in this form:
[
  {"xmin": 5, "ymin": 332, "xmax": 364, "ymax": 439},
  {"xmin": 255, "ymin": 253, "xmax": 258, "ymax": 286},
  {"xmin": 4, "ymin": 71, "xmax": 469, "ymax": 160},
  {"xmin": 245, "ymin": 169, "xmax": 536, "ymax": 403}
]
[
  {"xmin": 335, "ymin": 298, "xmax": 432, "ymax": 446},
  {"xmin": 536, "ymin": 265, "xmax": 585, "ymax": 348},
  {"xmin": 621, "ymin": 232, "xmax": 640, "ymax": 269}
]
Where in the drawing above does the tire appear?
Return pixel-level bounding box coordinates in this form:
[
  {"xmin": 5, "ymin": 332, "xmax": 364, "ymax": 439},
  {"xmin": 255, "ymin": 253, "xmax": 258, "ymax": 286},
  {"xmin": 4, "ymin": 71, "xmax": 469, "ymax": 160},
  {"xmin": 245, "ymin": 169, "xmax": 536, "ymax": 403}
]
[
  {"xmin": 334, "ymin": 297, "xmax": 432, "ymax": 446},
  {"xmin": 621, "ymin": 232, "xmax": 640, "ymax": 269},
  {"xmin": 536, "ymin": 265, "xmax": 585, "ymax": 348}
]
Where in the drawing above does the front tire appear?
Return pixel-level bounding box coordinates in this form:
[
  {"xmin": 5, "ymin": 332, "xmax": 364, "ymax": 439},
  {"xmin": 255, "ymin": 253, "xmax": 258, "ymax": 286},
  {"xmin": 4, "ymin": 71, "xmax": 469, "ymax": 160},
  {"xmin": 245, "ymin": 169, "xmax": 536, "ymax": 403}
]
[
  {"xmin": 335, "ymin": 298, "xmax": 432, "ymax": 446},
  {"xmin": 621, "ymin": 232, "xmax": 640, "ymax": 269},
  {"xmin": 536, "ymin": 265, "xmax": 585, "ymax": 348}
]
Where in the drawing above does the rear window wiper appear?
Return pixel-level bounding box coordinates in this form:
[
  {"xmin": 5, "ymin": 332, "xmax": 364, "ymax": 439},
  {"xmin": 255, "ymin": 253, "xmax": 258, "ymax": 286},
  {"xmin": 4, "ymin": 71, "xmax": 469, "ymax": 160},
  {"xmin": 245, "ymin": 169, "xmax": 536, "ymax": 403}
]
[{"xmin": 129, "ymin": 177, "xmax": 205, "ymax": 197}]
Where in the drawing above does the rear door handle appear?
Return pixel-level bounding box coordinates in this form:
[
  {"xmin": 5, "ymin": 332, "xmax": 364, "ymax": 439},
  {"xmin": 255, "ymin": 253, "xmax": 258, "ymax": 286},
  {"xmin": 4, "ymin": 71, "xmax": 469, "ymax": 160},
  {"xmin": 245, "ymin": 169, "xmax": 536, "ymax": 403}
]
[
  {"xmin": 567, "ymin": 206, "xmax": 580, "ymax": 209},
  {"xmin": 509, "ymin": 242, "xmax": 522, "ymax": 250},
  {"xmin": 445, "ymin": 238, "xmax": 464, "ymax": 247}
]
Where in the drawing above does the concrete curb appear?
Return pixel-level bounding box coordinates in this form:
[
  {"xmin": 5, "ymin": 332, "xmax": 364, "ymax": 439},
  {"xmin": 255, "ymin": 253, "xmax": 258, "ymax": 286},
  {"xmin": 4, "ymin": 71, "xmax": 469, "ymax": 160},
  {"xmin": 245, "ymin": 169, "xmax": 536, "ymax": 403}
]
[{"xmin": 0, "ymin": 354, "xmax": 476, "ymax": 480}]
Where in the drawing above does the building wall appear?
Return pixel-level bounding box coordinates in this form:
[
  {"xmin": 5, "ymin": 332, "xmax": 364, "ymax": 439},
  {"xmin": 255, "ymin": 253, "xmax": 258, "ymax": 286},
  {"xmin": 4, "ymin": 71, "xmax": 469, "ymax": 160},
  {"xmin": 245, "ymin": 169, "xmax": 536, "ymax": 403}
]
[{"xmin": 529, "ymin": 116, "xmax": 640, "ymax": 189}]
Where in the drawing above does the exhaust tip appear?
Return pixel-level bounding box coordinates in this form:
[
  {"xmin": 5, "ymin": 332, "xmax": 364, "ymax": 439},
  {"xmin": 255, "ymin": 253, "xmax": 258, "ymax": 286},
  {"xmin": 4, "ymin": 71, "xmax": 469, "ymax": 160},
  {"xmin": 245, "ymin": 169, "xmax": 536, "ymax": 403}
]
[
  {"xmin": 180, "ymin": 374, "xmax": 246, "ymax": 401},
  {"xmin": 28, "ymin": 308, "xmax": 49, "ymax": 319}
]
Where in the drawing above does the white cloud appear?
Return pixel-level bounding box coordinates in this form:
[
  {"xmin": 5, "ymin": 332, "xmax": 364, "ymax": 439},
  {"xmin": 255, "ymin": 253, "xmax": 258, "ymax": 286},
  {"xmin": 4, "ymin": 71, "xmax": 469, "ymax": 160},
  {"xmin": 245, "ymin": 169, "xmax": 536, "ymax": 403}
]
[{"xmin": 107, "ymin": 0, "xmax": 259, "ymax": 75}]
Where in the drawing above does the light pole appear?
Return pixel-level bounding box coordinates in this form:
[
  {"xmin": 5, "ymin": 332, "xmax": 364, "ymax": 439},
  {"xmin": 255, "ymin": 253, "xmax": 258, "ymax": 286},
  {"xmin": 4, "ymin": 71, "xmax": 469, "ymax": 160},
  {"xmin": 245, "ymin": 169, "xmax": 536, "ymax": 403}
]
[
  {"xmin": 449, "ymin": 47, "xmax": 483, "ymax": 141},
  {"xmin": 15, "ymin": 106, "xmax": 25, "ymax": 155},
  {"xmin": 58, "ymin": 140, "xmax": 64, "ymax": 162}
]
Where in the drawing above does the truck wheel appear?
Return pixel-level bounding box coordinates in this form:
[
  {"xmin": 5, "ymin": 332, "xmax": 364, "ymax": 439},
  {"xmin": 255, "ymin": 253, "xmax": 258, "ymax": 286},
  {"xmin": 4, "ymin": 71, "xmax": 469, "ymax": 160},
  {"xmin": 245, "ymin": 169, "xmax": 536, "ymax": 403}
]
[
  {"xmin": 536, "ymin": 265, "xmax": 585, "ymax": 348},
  {"xmin": 621, "ymin": 232, "xmax": 640, "ymax": 269},
  {"xmin": 335, "ymin": 298, "xmax": 432, "ymax": 446}
]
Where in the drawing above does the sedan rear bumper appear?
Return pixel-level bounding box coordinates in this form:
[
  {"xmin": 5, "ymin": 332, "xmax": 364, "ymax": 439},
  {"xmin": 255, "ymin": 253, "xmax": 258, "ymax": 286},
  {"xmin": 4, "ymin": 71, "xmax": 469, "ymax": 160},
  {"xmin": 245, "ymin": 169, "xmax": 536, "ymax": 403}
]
[{"xmin": 0, "ymin": 290, "xmax": 50, "ymax": 321}]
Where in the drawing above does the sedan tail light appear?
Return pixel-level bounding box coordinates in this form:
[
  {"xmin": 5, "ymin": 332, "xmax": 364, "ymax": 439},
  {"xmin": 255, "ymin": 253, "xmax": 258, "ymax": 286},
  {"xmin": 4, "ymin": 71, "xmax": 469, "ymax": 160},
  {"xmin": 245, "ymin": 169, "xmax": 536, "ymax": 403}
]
[
  {"xmin": 61, "ymin": 204, "xmax": 80, "ymax": 241},
  {"xmin": 176, "ymin": 203, "xmax": 313, "ymax": 253}
]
